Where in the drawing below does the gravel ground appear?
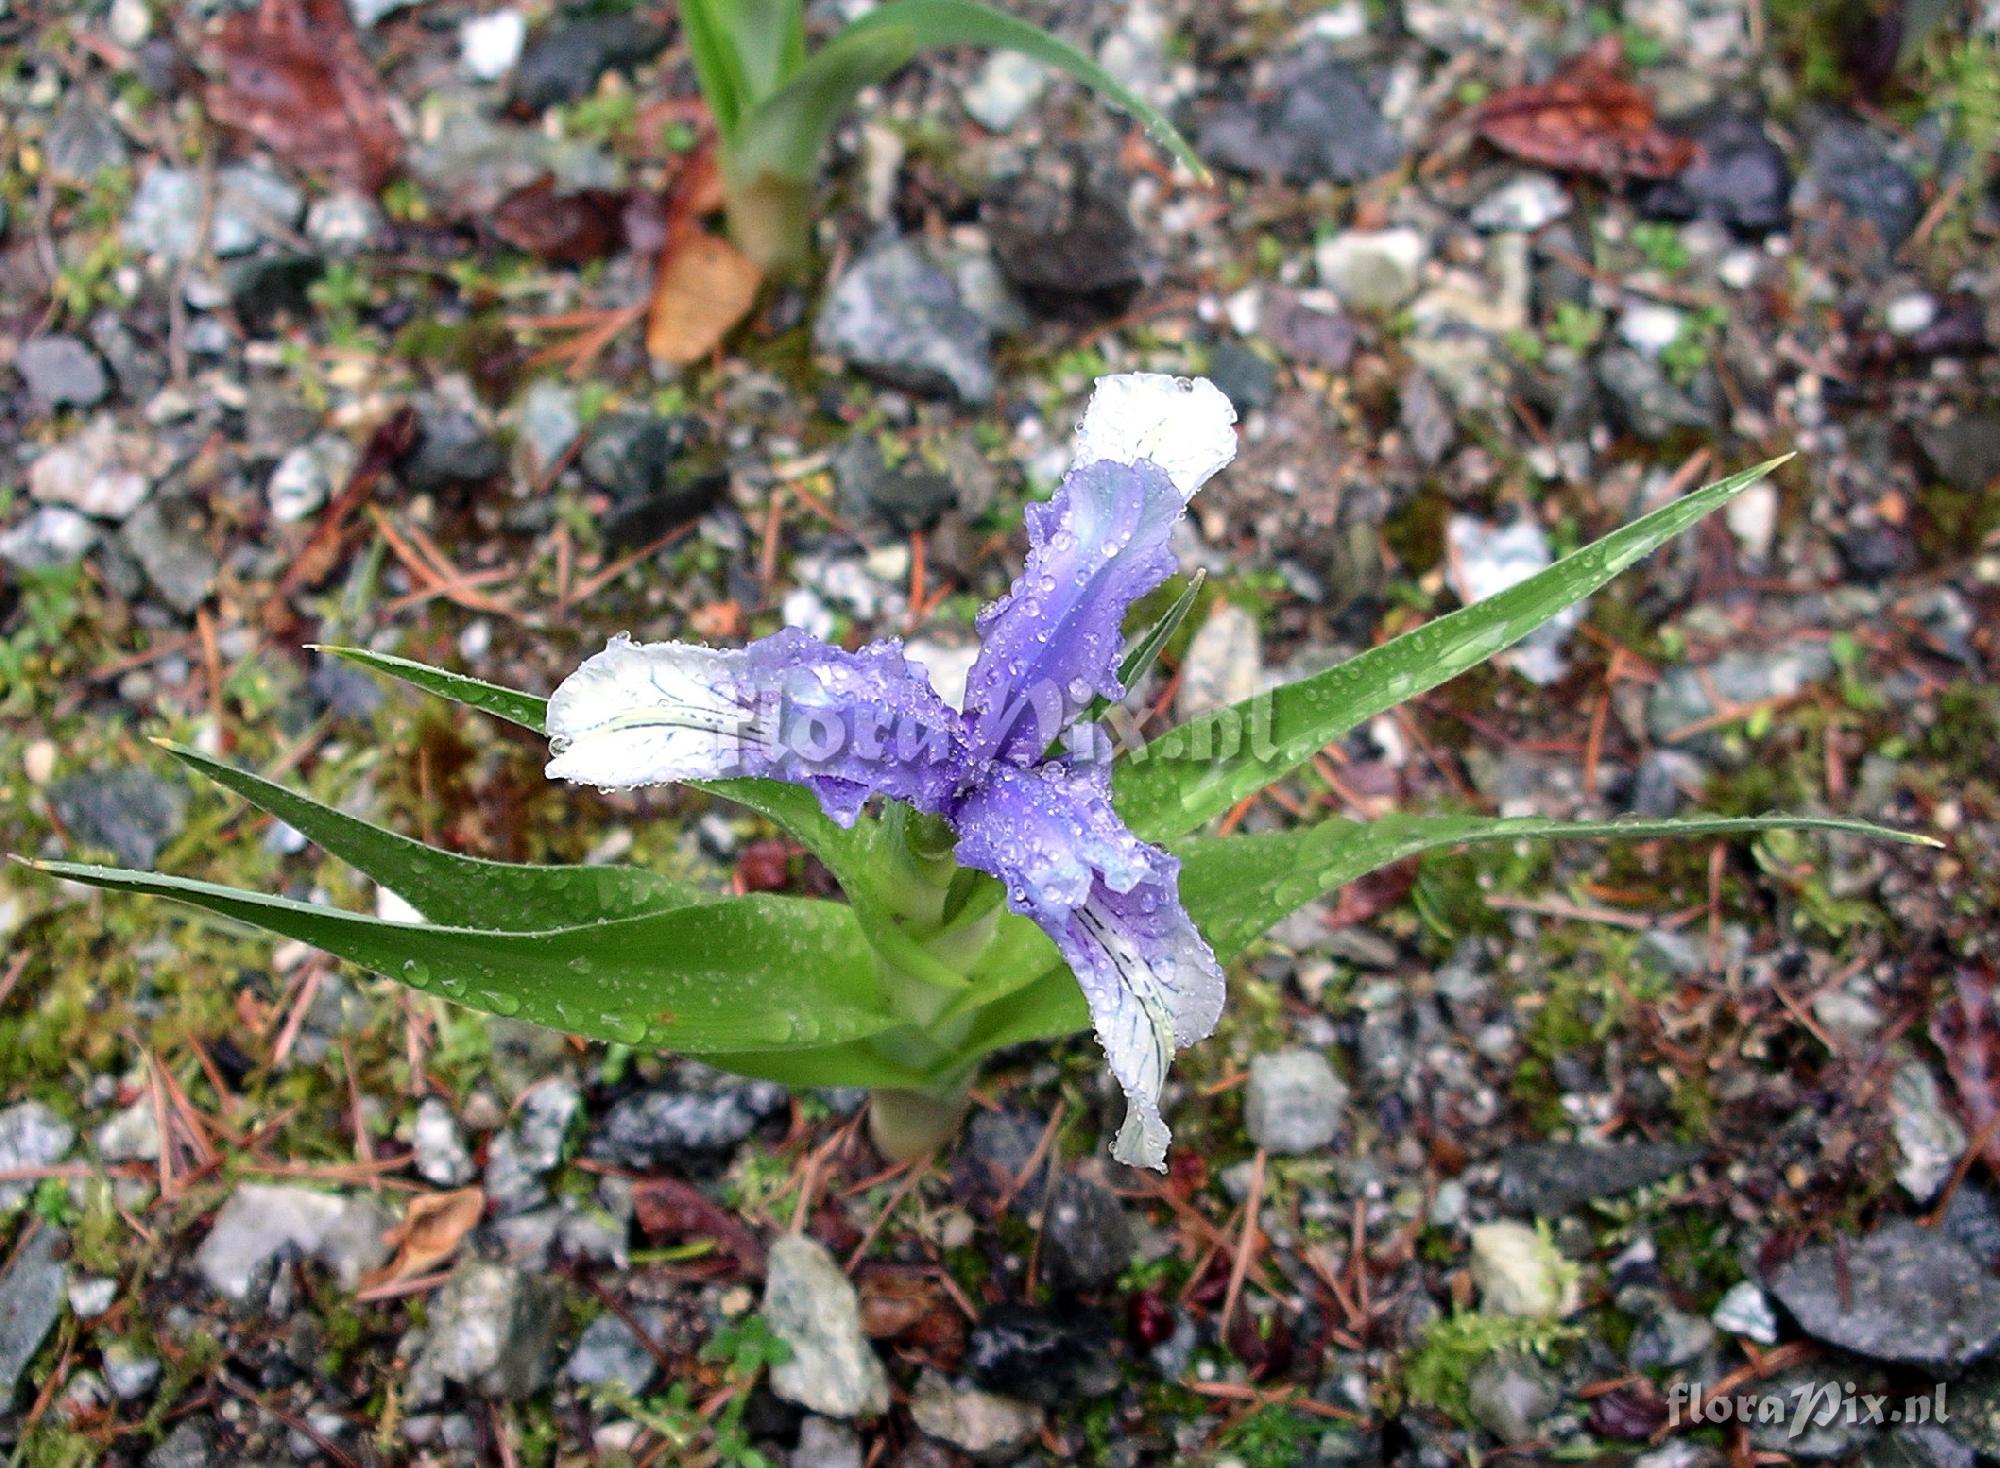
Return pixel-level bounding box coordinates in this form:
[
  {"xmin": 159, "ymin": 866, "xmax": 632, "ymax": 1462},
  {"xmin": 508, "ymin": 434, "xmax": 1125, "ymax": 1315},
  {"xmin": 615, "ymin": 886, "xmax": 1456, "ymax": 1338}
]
[{"xmin": 2, "ymin": 0, "xmax": 1999, "ymax": 1464}]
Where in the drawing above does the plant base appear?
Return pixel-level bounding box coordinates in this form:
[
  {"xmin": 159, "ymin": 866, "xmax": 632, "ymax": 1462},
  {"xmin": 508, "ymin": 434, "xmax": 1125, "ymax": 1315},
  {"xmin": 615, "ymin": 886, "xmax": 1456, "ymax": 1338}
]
[{"xmin": 867, "ymin": 1085, "xmax": 971, "ymax": 1162}]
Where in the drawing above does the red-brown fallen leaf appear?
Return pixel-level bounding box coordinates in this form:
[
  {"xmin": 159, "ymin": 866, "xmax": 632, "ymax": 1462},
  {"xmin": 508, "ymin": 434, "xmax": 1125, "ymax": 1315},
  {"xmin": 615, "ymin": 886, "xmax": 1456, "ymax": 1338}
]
[
  {"xmin": 492, "ymin": 179, "xmax": 671, "ymax": 265},
  {"xmin": 644, "ymin": 229, "xmax": 763, "ymax": 364},
  {"xmin": 1473, "ymin": 37, "xmax": 1696, "ymax": 181},
  {"xmin": 205, "ymin": 0, "xmax": 403, "ymax": 194},
  {"xmin": 359, "ymin": 1186, "xmax": 484, "ymax": 1290},
  {"xmin": 631, "ymin": 1176, "xmax": 767, "ymax": 1277},
  {"xmin": 1931, "ymin": 961, "xmax": 2000, "ymax": 1170}
]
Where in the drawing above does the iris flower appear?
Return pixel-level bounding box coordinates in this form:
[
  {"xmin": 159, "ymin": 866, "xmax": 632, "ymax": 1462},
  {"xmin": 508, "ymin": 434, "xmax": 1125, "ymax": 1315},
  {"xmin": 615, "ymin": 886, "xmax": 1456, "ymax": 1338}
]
[{"xmin": 545, "ymin": 375, "xmax": 1240, "ymax": 1168}]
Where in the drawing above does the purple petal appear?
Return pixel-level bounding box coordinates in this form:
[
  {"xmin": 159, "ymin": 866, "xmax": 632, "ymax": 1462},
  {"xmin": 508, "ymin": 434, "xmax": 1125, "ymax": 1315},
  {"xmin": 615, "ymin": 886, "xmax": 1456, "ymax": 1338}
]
[
  {"xmin": 951, "ymin": 761, "xmax": 1224, "ymax": 1169},
  {"xmin": 547, "ymin": 628, "xmax": 968, "ymax": 825},
  {"xmin": 961, "ymin": 459, "xmax": 1185, "ymax": 765}
]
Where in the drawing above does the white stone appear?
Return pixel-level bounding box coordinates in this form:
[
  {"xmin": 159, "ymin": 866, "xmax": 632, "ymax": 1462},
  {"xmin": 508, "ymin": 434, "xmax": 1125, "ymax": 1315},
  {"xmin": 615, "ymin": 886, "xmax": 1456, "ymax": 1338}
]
[
  {"xmin": 107, "ymin": 0, "xmax": 151, "ymax": 47},
  {"xmin": 1618, "ymin": 301, "xmax": 1686, "ymax": 357},
  {"xmin": 460, "ymin": 10, "xmax": 525, "ymax": 81},
  {"xmin": 1711, "ymin": 1280, "xmax": 1779, "ymax": 1344},
  {"xmin": 195, "ymin": 1183, "xmax": 391, "ymax": 1302},
  {"xmin": 28, "ymin": 418, "xmax": 153, "ymax": 519},
  {"xmin": 963, "ymin": 50, "xmax": 1048, "ymax": 133},
  {"xmin": 1470, "ymin": 173, "xmax": 1570, "ymax": 233},
  {"xmin": 1891, "ymin": 1062, "xmax": 1967, "ymax": 1203},
  {"xmin": 1469, "ymin": 1220, "xmax": 1579, "ymax": 1318},
  {"xmin": 904, "ymin": 639, "xmax": 979, "ymax": 712},
  {"xmin": 1886, "ymin": 292, "xmax": 1938, "ymax": 336},
  {"xmin": 1175, "ymin": 602, "xmax": 1262, "ymax": 720},
  {"xmin": 1724, "ymin": 480, "xmax": 1777, "ymax": 559},
  {"xmin": 1315, "ymin": 228, "xmax": 1427, "ymax": 312}
]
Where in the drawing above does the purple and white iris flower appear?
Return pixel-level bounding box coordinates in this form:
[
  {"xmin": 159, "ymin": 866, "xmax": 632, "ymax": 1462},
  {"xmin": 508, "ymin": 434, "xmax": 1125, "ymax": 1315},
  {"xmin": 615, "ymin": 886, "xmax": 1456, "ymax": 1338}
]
[{"xmin": 545, "ymin": 374, "xmax": 1239, "ymax": 1169}]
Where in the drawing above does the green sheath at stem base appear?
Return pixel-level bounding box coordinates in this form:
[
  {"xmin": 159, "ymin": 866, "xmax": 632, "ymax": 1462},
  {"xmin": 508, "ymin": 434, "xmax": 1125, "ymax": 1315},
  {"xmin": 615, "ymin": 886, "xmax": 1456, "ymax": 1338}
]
[{"xmin": 867, "ymin": 1084, "xmax": 973, "ymax": 1162}]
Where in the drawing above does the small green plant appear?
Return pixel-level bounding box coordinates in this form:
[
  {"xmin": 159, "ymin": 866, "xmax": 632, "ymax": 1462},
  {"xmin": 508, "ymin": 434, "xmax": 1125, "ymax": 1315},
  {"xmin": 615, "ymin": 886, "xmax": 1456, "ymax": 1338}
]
[
  {"xmin": 1548, "ymin": 300, "xmax": 1606, "ymax": 353},
  {"xmin": 1630, "ymin": 220, "xmax": 1690, "ymax": 275},
  {"xmin": 680, "ymin": 0, "xmax": 1202, "ymax": 269},
  {"xmin": 1661, "ymin": 304, "xmax": 1728, "ymax": 386},
  {"xmin": 1404, "ymin": 1313, "xmax": 1581, "ymax": 1422}
]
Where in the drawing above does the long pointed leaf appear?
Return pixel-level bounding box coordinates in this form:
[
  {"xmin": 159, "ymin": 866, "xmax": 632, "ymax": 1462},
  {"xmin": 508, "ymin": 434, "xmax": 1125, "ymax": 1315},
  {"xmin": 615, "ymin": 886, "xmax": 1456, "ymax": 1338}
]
[
  {"xmin": 681, "ymin": 0, "xmax": 751, "ymax": 141},
  {"xmin": 1175, "ymin": 811, "xmax": 1938, "ymax": 962},
  {"xmin": 33, "ymin": 859, "xmax": 897, "ymax": 1053},
  {"xmin": 156, "ymin": 741, "xmax": 694, "ymax": 929},
  {"xmin": 313, "ymin": 646, "xmax": 891, "ymax": 906},
  {"xmin": 1113, "ymin": 458, "xmax": 1793, "ymax": 843}
]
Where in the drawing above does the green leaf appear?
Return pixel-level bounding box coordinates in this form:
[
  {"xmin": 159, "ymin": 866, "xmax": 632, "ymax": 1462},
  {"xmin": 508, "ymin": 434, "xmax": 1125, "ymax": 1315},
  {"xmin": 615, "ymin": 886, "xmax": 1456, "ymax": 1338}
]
[
  {"xmin": 154, "ymin": 740, "xmax": 694, "ymax": 929},
  {"xmin": 1113, "ymin": 458, "xmax": 1794, "ymax": 843},
  {"xmin": 727, "ymin": 0, "xmax": 808, "ymax": 100},
  {"xmin": 700, "ymin": 1036, "xmax": 941, "ymax": 1089},
  {"xmin": 1174, "ymin": 810, "xmax": 1938, "ymax": 962},
  {"xmin": 1080, "ymin": 570, "xmax": 1205, "ymax": 728},
  {"xmin": 33, "ymin": 859, "xmax": 898, "ymax": 1053},
  {"xmin": 314, "ymin": 646, "xmax": 890, "ymax": 908},
  {"xmin": 729, "ymin": 0, "xmax": 1205, "ymax": 191},
  {"xmin": 311, "ymin": 645, "xmax": 547, "ymax": 732},
  {"xmin": 681, "ymin": 0, "xmax": 751, "ymax": 141},
  {"xmin": 949, "ymin": 808, "xmax": 1934, "ymax": 1064}
]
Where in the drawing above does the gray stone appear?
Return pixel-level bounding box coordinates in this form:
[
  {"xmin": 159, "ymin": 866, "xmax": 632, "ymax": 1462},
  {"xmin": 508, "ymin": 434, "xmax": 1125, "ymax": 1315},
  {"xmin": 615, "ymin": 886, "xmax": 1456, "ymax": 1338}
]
[
  {"xmin": 0, "ymin": 506, "xmax": 96, "ymax": 572},
  {"xmin": 43, "ymin": 101, "xmax": 128, "ymax": 183},
  {"xmin": 514, "ymin": 378, "xmax": 581, "ymax": 473},
  {"xmin": 963, "ymin": 51, "xmax": 1048, "ymax": 132},
  {"xmin": 1710, "ymin": 1279, "xmax": 1780, "ymax": 1343},
  {"xmin": 579, "ymin": 412, "xmax": 723, "ymax": 546},
  {"xmin": 49, "ymin": 769, "xmax": 187, "ymax": 867},
  {"xmin": 1244, "ymin": 1049, "xmax": 1347, "ymax": 1155},
  {"xmin": 123, "ymin": 164, "xmax": 304, "ymax": 262},
  {"xmin": 482, "ymin": 1132, "xmax": 549, "ymax": 1219},
  {"xmin": 16, "ymin": 335, "xmax": 109, "ymax": 410},
  {"xmin": 415, "ymin": 1262, "xmax": 563, "ymax": 1400},
  {"xmin": 909, "ymin": 1371, "xmax": 1044, "ymax": 1459},
  {"xmin": 28, "ymin": 417, "xmax": 153, "ymax": 519},
  {"xmin": 1465, "ymin": 1353, "xmax": 1559, "ymax": 1445},
  {"xmin": 792, "ymin": 1417, "xmax": 864, "ymax": 1468},
  {"xmin": 1471, "ymin": 173, "xmax": 1571, "ymax": 233},
  {"xmin": 1498, "ymin": 1140, "xmax": 1703, "ymax": 1217},
  {"xmin": 1206, "ymin": 340, "xmax": 1277, "ymax": 413},
  {"xmin": 1748, "ymin": 1360, "xmax": 1890, "ymax": 1458},
  {"xmin": 1199, "ymin": 55, "xmax": 1403, "ymax": 184},
  {"xmin": 765, "ymin": 1234, "xmax": 889, "ymax": 1419},
  {"xmin": 194, "ymin": 1183, "xmax": 392, "ymax": 1304},
  {"xmin": 593, "ymin": 1076, "xmax": 787, "ymax": 1167},
  {"xmin": 0, "ymin": 1228, "xmax": 65, "ymax": 1401},
  {"xmin": 1042, "ymin": 1176, "xmax": 1134, "ymax": 1293},
  {"xmin": 120, "ymin": 500, "xmax": 217, "ymax": 613},
  {"xmin": 103, "ymin": 1341, "xmax": 162, "ymax": 1400},
  {"xmin": 564, "ymin": 1305, "xmax": 666, "ymax": 1396},
  {"xmin": 1892, "ymin": 1062, "xmax": 1968, "ymax": 1203},
  {"xmin": 0, "ymin": 1102, "xmax": 74, "ymax": 1211},
  {"xmin": 1639, "ymin": 110, "xmax": 1791, "ymax": 236},
  {"xmin": 305, "ymin": 191, "xmax": 384, "ymax": 254},
  {"xmin": 1914, "ymin": 413, "xmax": 2000, "ymax": 494},
  {"xmin": 1629, "ymin": 1305, "xmax": 1716, "ymax": 1370},
  {"xmin": 267, "ymin": 434, "xmax": 354, "ymax": 524},
  {"xmin": 68, "ymin": 1277, "xmax": 116, "ymax": 1318},
  {"xmin": 412, "ymin": 1097, "xmax": 475, "ymax": 1186},
  {"xmin": 402, "ymin": 404, "xmax": 506, "ymax": 491},
  {"xmin": 408, "ymin": 91, "xmax": 619, "ymax": 215},
  {"xmin": 1769, "ymin": 1219, "xmax": 2000, "ymax": 1371},
  {"xmin": 1315, "ymin": 229, "xmax": 1426, "ymax": 312},
  {"xmin": 1860, "ymin": 1423, "xmax": 1977, "ymax": 1468},
  {"xmin": 814, "ymin": 236, "xmax": 994, "ymax": 404},
  {"xmin": 144, "ymin": 1421, "xmax": 213, "ymax": 1468},
  {"xmin": 832, "ymin": 434, "xmax": 957, "ymax": 535},
  {"xmin": 1400, "ymin": 368, "xmax": 1455, "ymax": 466},
  {"xmin": 93, "ymin": 1098, "xmax": 161, "ymax": 1163},
  {"xmin": 987, "ymin": 149, "xmax": 1144, "ymax": 314},
  {"xmin": 1176, "ymin": 601, "xmax": 1263, "ymax": 722},
  {"xmin": 1800, "ymin": 115, "xmax": 1921, "ymax": 255},
  {"xmin": 515, "ymin": 1081, "xmax": 581, "ymax": 1172},
  {"xmin": 1647, "ymin": 643, "xmax": 1835, "ymax": 743},
  {"xmin": 1597, "ymin": 346, "xmax": 1713, "ymax": 442}
]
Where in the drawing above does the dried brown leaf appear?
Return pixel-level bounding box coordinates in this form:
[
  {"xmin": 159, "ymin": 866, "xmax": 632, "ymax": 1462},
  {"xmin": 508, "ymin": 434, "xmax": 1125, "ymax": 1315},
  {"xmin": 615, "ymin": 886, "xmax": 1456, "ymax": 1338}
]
[
  {"xmin": 644, "ymin": 231, "xmax": 762, "ymax": 365},
  {"xmin": 1473, "ymin": 37, "xmax": 1695, "ymax": 181},
  {"xmin": 360, "ymin": 1186, "xmax": 484, "ymax": 1290},
  {"xmin": 632, "ymin": 1176, "xmax": 767, "ymax": 1277}
]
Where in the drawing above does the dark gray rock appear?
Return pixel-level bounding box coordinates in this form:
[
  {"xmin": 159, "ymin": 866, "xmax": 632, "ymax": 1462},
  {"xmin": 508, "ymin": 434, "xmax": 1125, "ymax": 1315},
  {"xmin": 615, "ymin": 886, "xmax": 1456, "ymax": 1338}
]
[
  {"xmin": 814, "ymin": 237, "xmax": 994, "ymax": 404},
  {"xmin": 986, "ymin": 149, "xmax": 1144, "ymax": 317},
  {"xmin": 1800, "ymin": 116, "xmax": 1922, "ymax": 256},
  {"xmin": 1768, "ymin": 1219, "xmax": 2000, "ymax": 1372},
  {"xmin": 1199, "ymin": 55, "xmax": 1403, "ymax": 184},
  {"xmin": 832, "ymin": 434, "xmax": 957, "ymax": 534},
  {"xmin": 1042, "ymin": 1176, "xmax": 1134, "ymax": 1293},
  {"xmin": 964, "ymin": 1305, "xmax": 1116, "ymax": 1409},
  {"xmin": 958, "ymin": 1109, "xmax": 1048, "ymax": 1211},
  {"xmin": 1939, "ymin": 1183, "xmax": 2000, "ymax": 1264},
  {"xmin": 565, "ymin": 1305, "xmax": 667, "ymax": 1396},
  {"xmin": 17, "ymin": 335, "xmax": 110, "ymax": 410},
  {"xmin": 0, "ymin": 1228, "xmax": 66, "ymax": 1402},
  {"xmin": 119, "ymin": 499, "xmax": 217, "ymax": 612},
  {"xmin": 1597, "ymin": 347, "xmax": 1713, "ymax": 442},
  {"xmin": 1640, "ymin": 111, "xmax": 1792, "ymax": 235},
  {"xmin": 579, "ymin": 412, "xmax": 725, "ymax": 547},
  {"xmin": 1207, "ymin": 341, "xmax": 1278, "ymax": 413},
  {"xmin": 1944, "ymin": 1358, "xmax": 2000, "ymax": 1455},
  {"xmin": 1747, "ymin": 1360, "xmax": 1891, "ymax": 1458},
  {"xmin": 1499, "ymin": 1140, "xmax": 1703, "ymax": 1217},
  {"xmin": 308, "ymin": 657, "xmax": 387, "ymax": 721},
  {"xmin": 1860, "ymin": 1424, "xmax": 1977, "ymax": 1468},
  {"xmin": 49, "ymin": 768, "xmax": 187, "ymax": 867},
  {"xmin": 403, "ymin": 406, "xmax": 506, "ymax": 491},
  {"xmin": 592, "ymin": 1076, "xmax": 788, "ymax": 1166},
  {"xmin": 1914, "ymin": 413, "xmax": 2000, "ymax": 494},
  {"xmin": 511, "ymin": 15, "xmax": 670, "ymax": 111},
  {"xmin": 144, "ymin": 1421, "xmax": 214, "ymax": 1468},
  {"xmin": 1399, "ymin": 368, "xmax": 1454, "ymax": 466}
]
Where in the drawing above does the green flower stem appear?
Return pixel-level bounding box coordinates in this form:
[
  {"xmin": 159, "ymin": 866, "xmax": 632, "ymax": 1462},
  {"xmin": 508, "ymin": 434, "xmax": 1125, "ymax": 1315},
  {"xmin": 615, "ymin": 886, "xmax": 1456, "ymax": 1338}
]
[
  {"xmin": 723, "ymin": 170, "xmax": 816, "ymax": 273},
  {"xmin": 867, "ymin": 1082, "xmax": 974, "ymax": 1162}
]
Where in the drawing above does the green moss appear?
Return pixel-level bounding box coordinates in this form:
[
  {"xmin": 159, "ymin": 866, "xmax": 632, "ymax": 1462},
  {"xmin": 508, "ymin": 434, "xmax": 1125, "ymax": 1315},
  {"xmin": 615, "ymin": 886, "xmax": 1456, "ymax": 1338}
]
[{"xmin": 1403, "ymin": 1313, "xmax": 1580, "ymax": 1422}]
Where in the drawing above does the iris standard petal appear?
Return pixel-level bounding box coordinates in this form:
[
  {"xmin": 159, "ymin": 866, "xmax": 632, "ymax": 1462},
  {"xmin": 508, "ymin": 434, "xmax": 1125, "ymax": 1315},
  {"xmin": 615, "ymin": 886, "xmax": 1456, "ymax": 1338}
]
[
  {"xmin": 961, "ymin": 458, "xmax": 1184, "ymax": 765},
  {"xmin": 546, "ymin": 628, "xmax": 968, "ymax": 823},
  {"xmin": 1071, "ymin": 373, "xmax": 1238, "ymax": 500},
  {"xmin": 951, "ymin": 762, "xmax": 1225, "ymax": 1170}
]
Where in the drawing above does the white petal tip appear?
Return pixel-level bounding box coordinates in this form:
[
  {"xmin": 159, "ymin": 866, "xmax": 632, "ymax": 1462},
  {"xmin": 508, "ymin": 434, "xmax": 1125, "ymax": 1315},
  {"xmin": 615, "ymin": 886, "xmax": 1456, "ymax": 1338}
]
[{"xmin": 1074, "ymin": 373, "xmax": 1238, "ymax": 499}]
